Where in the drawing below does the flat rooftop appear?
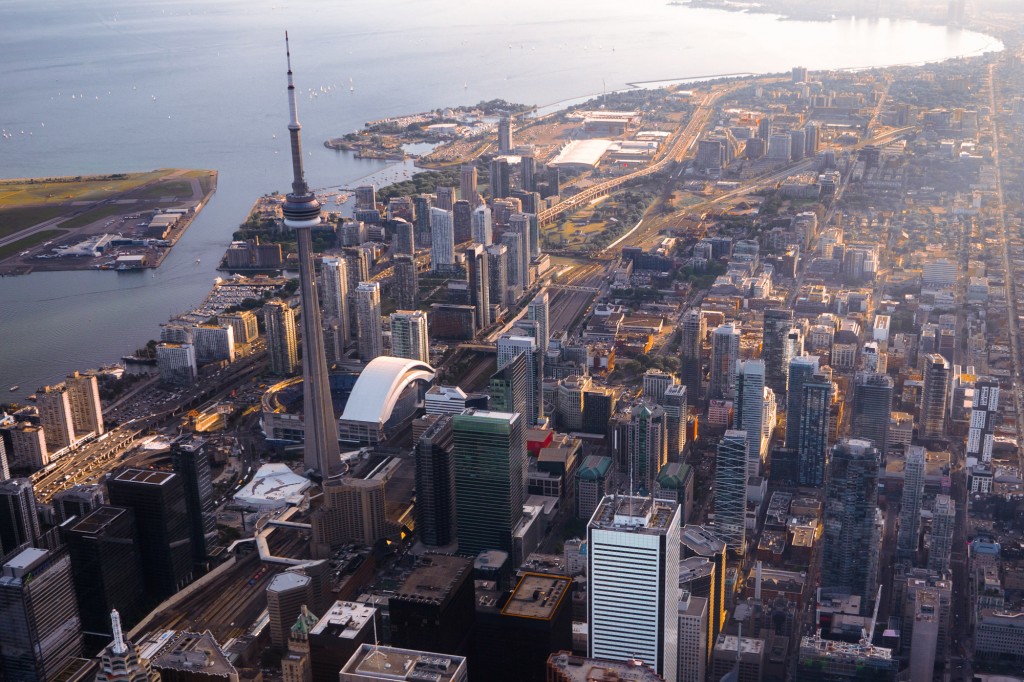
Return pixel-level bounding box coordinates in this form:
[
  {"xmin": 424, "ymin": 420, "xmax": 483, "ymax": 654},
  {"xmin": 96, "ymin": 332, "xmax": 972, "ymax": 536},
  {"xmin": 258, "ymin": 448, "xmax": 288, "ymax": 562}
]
[
  {"xmin": 148, "ymin": 631, "xmax": 237, "ymax": 679},
  {"xmin": 311, "ymin": 601, "xmax": 377, "ymax": 639},
  {"xmin": 68, "ymin": 506, "xmax": 129, "ymax": 536},
  {"xmin": 112, "ymin": 468, "xmax": 175, "ymax": 486},
  {"xmin": 589, "ymin": 495, "xmax": 678, "ymax": 535},
  {"xmin": 341, "ymin": 644, "xmax": 466, "ymax": 681},
  {"xmin": 681, "ymin": 524, "xmax": 727, "ymax": 555},
  {"xmin": 394, "ymin": 554, "xmax": 472, "ymax": 605},
  {"xmin": 546, "ymin": 652, "xmax": 663, "ymax": 682},
  {"xmin": 501, "ymin": 573, "xmax": 571, "ymax": 621}
]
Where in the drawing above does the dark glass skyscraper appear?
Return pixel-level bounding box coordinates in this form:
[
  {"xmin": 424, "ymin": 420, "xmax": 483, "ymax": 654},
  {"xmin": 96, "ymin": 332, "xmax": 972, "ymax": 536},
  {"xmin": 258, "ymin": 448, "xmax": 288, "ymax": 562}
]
[
  {"xmin": 852, "ymin": 372, "xmax": 893, "ymax": 454},
  {"xmin": 797, "ymin": 371, "xmax": 832, "ymax": 487},
  {"xmin": 762, "ymin": 308, "xmax": 794, "ymax": 395},
  {"xmin": 0, "ymin": 478, "xmax": 40, "ymax": 560},
  {"xmin": 415, "ymin": 415, "xmax": 457, "ymax": 548},
  {"xmin": 452, "ymin": 410, "xmax": 525, "ymax": 556},
  {"xmin": 785, "ymin": 356, "xmax": 819, "ymax": 449},
  {"xmin": 171, "ymin": 438, "xmax": 216, "ymax": 573}
]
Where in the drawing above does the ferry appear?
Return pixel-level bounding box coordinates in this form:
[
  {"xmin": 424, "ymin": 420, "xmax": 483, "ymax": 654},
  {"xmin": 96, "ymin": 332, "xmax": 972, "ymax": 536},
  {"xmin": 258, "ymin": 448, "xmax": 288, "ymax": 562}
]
[{"xmin": 9, "ymin": 385, "xmax": 18, "ymax": 392}]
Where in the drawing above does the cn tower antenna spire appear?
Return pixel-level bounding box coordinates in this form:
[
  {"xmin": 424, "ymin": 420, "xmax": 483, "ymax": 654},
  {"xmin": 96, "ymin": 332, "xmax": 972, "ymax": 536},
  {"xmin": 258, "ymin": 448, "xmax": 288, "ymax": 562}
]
[{"xmin": 284, "ymin": 31, "xmax": 311, "ymax": 201}]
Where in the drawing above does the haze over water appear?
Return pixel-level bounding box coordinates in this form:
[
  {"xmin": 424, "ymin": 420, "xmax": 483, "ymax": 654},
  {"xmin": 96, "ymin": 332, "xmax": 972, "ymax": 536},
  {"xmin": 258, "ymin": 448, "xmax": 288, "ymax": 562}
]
[{"xmin": 0, "ymin": 0, "xmax": 1001, "ymax": 393}]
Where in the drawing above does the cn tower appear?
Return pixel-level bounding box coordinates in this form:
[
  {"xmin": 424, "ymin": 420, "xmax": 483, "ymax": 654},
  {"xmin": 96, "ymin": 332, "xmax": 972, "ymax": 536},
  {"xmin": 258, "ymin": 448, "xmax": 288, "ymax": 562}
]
[{"xmin": 282, "ymin": 33, "xmax": 340, "ymax": 477}]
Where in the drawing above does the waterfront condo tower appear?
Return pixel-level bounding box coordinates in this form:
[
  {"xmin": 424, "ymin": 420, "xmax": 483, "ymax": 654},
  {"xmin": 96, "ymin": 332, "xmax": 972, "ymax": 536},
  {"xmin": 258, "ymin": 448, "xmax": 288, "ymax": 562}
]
[{"xmin": 281, "ymin": 35, "xmax": 340, "ymax": 477}]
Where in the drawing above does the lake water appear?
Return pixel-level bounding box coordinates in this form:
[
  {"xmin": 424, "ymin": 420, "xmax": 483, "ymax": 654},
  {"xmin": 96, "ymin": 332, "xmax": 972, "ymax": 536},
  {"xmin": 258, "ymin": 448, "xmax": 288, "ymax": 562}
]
[{"xmin": 0, "ymin": 0, "xmax": 1002, "ymax": 394}]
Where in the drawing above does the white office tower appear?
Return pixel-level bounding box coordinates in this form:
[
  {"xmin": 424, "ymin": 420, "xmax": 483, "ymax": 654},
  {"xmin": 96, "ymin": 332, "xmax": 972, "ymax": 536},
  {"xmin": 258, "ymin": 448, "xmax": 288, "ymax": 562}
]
[
  {"xmin": 321, "ymin": 257, "xmax": 350, "ymax": 343},
  {"xmin": 897, "ymin": 445, "xmax": 926, "ymax": 560},
  {"xmin": 714, "ymin": 430, "xmax": 748, "ymax": 553},
  {"xmin": 928, "ymin": 495, "xmax": 955, "ymax": 574},
  {"xmin": 527, "ymin": 291, "xmax": 550, "ymax": 353},
  {"xmin": 678, "ymin": 590, "xmax": 709, "ymax": 682},
  {"xmin": 36, "ymin": 385, "xmax": 76, "ymax": 451},
  {"xmin": 710, "ymin": 323, "xmax": 740, "ymax": 400},
  {"xmin": 497, "ymin": 334, "xmax": 542, "ymax": 425},
  {"xmin": 65, "ymin": 371, "xmax": 104, "ymax": 437},
  {"xmin": 967, "ymin": 377, "xmax": 1000, "ymax": 463},
  {"xmin": 471, "ymin": 205, "xmax": 492, "ymax": 246},
  {"xmin": 588, "ymin": 495, "xmax": 681, "ymax": 680},
  {"xmin": 354, "ymin": 282, "xmax": 383, "ymax": 362},
  {"xmin": 734, "ymin": 360, "xmax": 773, "ymax": 477},
  {"xmin": 390, "ymin": 311, "xmax": 430, "ymax": 364},
  {"xmin": 429, "ymin": 207, "xmax": 455, "ymax": 272}
]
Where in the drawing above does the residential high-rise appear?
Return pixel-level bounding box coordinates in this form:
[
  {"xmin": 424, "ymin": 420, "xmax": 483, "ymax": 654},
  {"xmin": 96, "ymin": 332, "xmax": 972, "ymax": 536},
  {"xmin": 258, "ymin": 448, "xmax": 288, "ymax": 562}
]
[
  {"xmin": 0, "ymin": 547, "xmax": 83, "ymax": 682},
  {"xmin": 928, "ymin": 495, "xmax": 955, "ymax": 574},
  {"xmin": 390, "ymin": 311, "xmax": 430, "ymax": 364},
  {"xmin": 643, "ymin": 369, "xmax": 677, "ymax": 405},
  {"xmin": 490, "ymin": 157, "xmax": 510, "ymax": 199},
  {"xmin": 95, "ymin": 610, "xmax": 159, "ymax": 682},
  {"xmin": 852, "ymin": 372, "xmax": 893, "ymax": 453},
  {"xmin": 435, "ymin": 186, "xmax": 456, "ymax": 212},
  {"xmin": 354, "ymin": 185, "xmax": 376, "ymax": 211},
  {"xmin": 498, "ymin": 114, "xmax": 513, "ymax": 153},
  {"xmin": 588, "ymin": 495, "xmax": 681, "ymax": 680},
  {"xmin": 527, "ymin": 290, "xmax": 550, "ymax": 353},
  {"xmin": 500, "ymin": 231, "xmax": 524, "ymax": 296},
  {"xmin": 219, "ymin": 310, "xmax": 259, "ymax": 345},
  {"xmin": 156, "ymin": 342, "xmax": 198, "ymax": 386},
  {"xmin": 65, "ymin": 371, "xmax": 104, "ymax": 437},
  {"xmin": 106, "ymin": 469, "xmax": 193, "ymax": 600},
  {"xmin": 520, "ymin": 155, "xmax": 537, "ymax": 194},
  {"xmin": 920, "ymin": 353, "xmax": 950, "ymax": 439},
  {"xmin": 460, "ymin": 164, "xmax": 478, "ymax": 205},
  {"xmin": 822, "ymin": 439, "xmax": 881, "ymax": 611},
  {"xmin": 785, "ymin": 356, "xmax": 820, "ymax": 448},
  {"xmin": 626, "ymin": 401, "xmax": 668, "ymax": 492},
  {"xmin": 485, "ymin": 244, "xmax": 509, "ymax": 309},
  {"xmin": 392, "ymin": 255, "xmax": 419, "ymax": 312},
  {"xmin": 471, "ymin": 205, "xmax": 492, "ymax": 245},
  {"xmin": 680, "ymin": 308, "xmax": 706, "ymax": 406},
  {"xmin": 762, "ymin": 308, "xmax": 794, "ymax": 395},
  {"xmin": 5, "ymin": 423, "xmax": 48, "ymax": 472},
  {"xmin": 264, "ymin": 300, "xmax": 300, "ymax": 376},
  {"xmin": 663, "ymin": 384, "xmax": 688, "ymax": 462},
  {"xmin": 508, "ymin": 213, "xmax": 533, "ymax": 287},
  {"xmin": 281, "ymin": 38, "xmax": 341, "ymax": 479},
  {"xmin": 967, "ymin": 376, "xmax": 1000, "ymax": 463},
  {"xmin": 710, "ymin": 323, "xmax": 740, "ymax": 400},
  {"xmin": 463, "ymin": 244, "xmax": 490, "ymax": 330},
  {"xmin": 452, "ymin": 199, "xmax": 472, "ymax": 244},
  {"xmin": 0, "ymin": 478, "xmax": 41, "ymax": 559},
  {"xmin": 37, "ymin": 385, "xmax": 76, "ymax": 451},
  {"xmin": 413, "ymin": 195, "xmax": 432, "ymax": 248},
  {"xmin": 354, "ymin": 282, "xmax": 383, "ymax": 362},
  {"xmin": 734, "ymin": 359, "xmax": 773, "ymax": 477},
  {"xmin": 64, "ymin": 506, "xmax": 146, "ymax": 639},
  {"xmin": 392, "ymin": 218, "xmax": 415, "ymax": 257},
  {"xmin": 714, "ymin": 431, "xmax": 748, "ymax": 553},
  {"xmin": 171, "ymin": 438, "xmax": 216, "ymax": 573},
  {"xmin": 678, "ymin": 591, "xmax": 709, "ymax": 682},
  {"xmin": 415, "ymin": 415, "xmax": 457, "ymax": 548},
  {"xmin": 797, "ymin": 371, "xmax": 832, "ymax": 487},
  {"xmin": 452, "ymin": 410, "xmax": 525, "ymax": 556},
  {"xmin": 496, "ymin": 334, "xmax": 542, "ymax": 425},
  {"xmin": 320, "ymin": 257, "xmax": 350, "ymax": 344},
  {"xmin": 190, "ymin": 324, "xmax": 235, "ymax": 363},
  {"xmin": 897, "ymin": 445, "xmax": 926, "ymax": 561},
  {"xmin": 430, "ymin": 207, "xmax": 455, "ymax": 272}
]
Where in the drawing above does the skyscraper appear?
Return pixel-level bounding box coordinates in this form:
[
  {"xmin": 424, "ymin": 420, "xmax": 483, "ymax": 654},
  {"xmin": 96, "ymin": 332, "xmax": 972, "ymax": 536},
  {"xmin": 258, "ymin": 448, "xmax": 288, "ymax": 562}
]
[
  {"xmin": 321, "ymin": 257, "xmax": 350, "ymax": 345},
  {"xmin": 430, "ymin": 207, "xmax": 455, "ymax": 272},
  {"xmin": 263, "ymin": 299, "xmax": 300, "ymax": 376},
  {"xmin": 928, "ymin": 495, "xmax": 955, "ymax": 574},
  {"xmin": 460, "ymin": 164, "xmax": 478, "ymax": 205},
  {"xmin": 496, "ymin": 334, "xmax": 542, "ymax": 425},
  {"xmin": 822, "ymin": 439, "xmax": 881, "ymax": 611},
  {"xmin": 967, "ymin": 377, "xmax": 1000, "ymax": 463},
  {"xmin": 920, "ymin": 353, "xmax": 950, "ymax": 439},
  {"xmin": 852, "ymin": 372, "xmax": 893, "ymax": 453},
  {"xmin": 64, "ymin": 506, "xmax": 146, "ymax": 639},
  {"xmin": 677, "ymin": 591, "xmax": 709, "ymax": 682},
  {"xmin": 490, "ymin": 157, "xmax": 510, "ymax": 199},
  {"xmin": 354, "ymin": 282, "xmax": 383, "ymax": 362},
  {"xmin": 37, "ymin": 385, "xmax": 76, "ymax": 451},
  {"xmin": 390, "ymin": 311, "xmax": 430, "ymax": 364},
  {"xmin": 485, "ymin": 244, "xmax": 509, "ymax": 309},
  {"xmin": 643, "ymin": 369, "xmax": 677, "ymax": 405},
  {"xmin": 413, "ymin": 195, "xmax": 432, "ymax": 248},
  {"xmin": 588, "ymin": 495, "xmax": 680, "ymax": 680},
  {"xmin": 762, "ymin": 308, "xmax": 794, "ymax": 396},
  {"xmin": 452, "ymin": 410, "xmax": 525, "ymax": 556},
  {"xmin": 0, "ymin": 547, "xmax": 83, "ymax": 682},
  {"xmin": 463, "ymin": 244, "xmax": 490, "ymax": 330},
  {"xmin": 0, "ymin": 478, "xmax": 41, "ymax": 559},
  {"xmin": 527, "ymin": 290, "xmax": 550, "ymax": 354},
  {"xmin": 392, "ymin": 255, "xmax": 419, "ymax": 312},
  {"xmin": 453, "ymin": 199, "xmax": 472, "ymax": 244},
  {"xmin": 734, "ymin": 359, "xmax": 774, "ymax": 477},
  {"xmin": 471, "ymin": 205, "xmax": 492, "ymax": 245},
  {"xmin": 626, "ymin": 401, "xmax": 668, "ymax": 492},
  {"xmin": 680, "ymin": 308, "xmax": 706, "ymax": 406},
  {"xmin": 897, "ymin": 445, "xmax": 926, "ymax": 561},
  {"xmin": 797, "ymin": 371, "xmax": 832, "ymax": 487},
  {"xmin": 500, "ymin": 231, "xmax": 525, "ymax": 296},
  {"xmin": 663, "ymin": 384, "xmax": 688, "ymax": 462},
  {"xmin": 106, "ymin": 469, "xmax": 193, "ymax": 600},
  {"xmin": 65, "ymin": 371, "xmax": 104, "ymax": 437},
  {"xmin": 508, "ymin": 213, "xmax": 533, "ymax": 287},
  {"xmin": 415, "ymin": 415, "xmax": 457, "ymax": 548},
  {"xmin": 785, "ymin": 356, "xmax": 819, "ymax": 448},
  {"xmin": 156, "ymin": 343, "xmax": 198, "ymax": 386},
  {"xmin": 498, "ymin": 114, "xmax": 513, "ymax": 153},
  {"xmin": 281, "ymin": 37, "xmax": 340, "ymax": 478},
  {"xmin": 709, "ymin": 323, "xmax": 740, "ymax": 400},
  {"xmin": 489, "ymin": 352, "xmax": 529, "ymax": 420},
  {"xmin": 94, "ymin": 610, "xmax": 158, "ymax": 682},
  {"xmin": 171, "ymin": 438, "xmax": 216, "ymax": 573},
  {"xmin": 714, "ymin": 430, "xmax": 748, "ymax": 553}
]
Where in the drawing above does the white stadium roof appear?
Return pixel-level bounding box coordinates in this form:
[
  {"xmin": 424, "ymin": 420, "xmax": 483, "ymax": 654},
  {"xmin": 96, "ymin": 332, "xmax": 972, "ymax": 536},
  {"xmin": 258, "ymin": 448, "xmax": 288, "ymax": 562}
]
[
  {"xmin": 339, "ymin": 356, "xmax": 435, "ymax": 426},
  {"xmin": 548, "ymin": 139, "xmax": 614, "ymax": 169}
]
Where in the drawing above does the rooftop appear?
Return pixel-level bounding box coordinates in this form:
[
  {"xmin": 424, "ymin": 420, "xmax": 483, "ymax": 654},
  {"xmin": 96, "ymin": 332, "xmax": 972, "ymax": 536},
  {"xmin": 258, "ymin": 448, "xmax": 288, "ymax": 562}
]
[
  {"xmin": 589, "ymin": 495, "xmax": 678, "ymax": 535},
  {"xmin": 394, "ymin": 555, "xmax": 472, "ymax": 606},
  {"xmin": 112, "ymin": 468, "xmax": 175, "ymax": 486},
  {"xmin": 341, "ymin": 644, "xmax": 466, "ymax": 682},
  {"xmin": 681, "ymin": 524, "xmax": 727, "ymax": 556},
  {"xmin": 148, "ymin": 631, "xmax": 237, "ymax": 679},
  {"xmin": 501, "ymin": 573, "xmax": 572, "ymax": 621},
  {"xmin": 546, "ymin": 652, "xmax": 664, "ymax": 682},
  {"xmin": 68, "ymin": 506, "xmax": 130, "ymax": 536},
  {"xmin": 310, "ymin": 601, "xmax": 377, "ymax": 639}
]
